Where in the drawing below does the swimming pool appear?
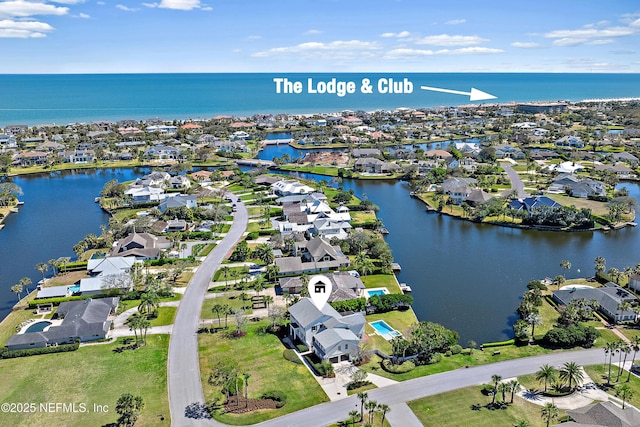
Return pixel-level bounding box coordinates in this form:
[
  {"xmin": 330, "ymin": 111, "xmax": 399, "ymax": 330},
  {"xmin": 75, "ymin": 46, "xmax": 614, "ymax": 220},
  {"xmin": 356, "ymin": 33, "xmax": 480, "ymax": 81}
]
[
  {"xmin": 25, "ymin": 321, "xmax": 52, "ymax": 333},
  {"xmin": 365, "ymin": 288, "xmax": 390, "ymax": 298},
  {"xmin": 68, "ymin": 285, "xmax": 80, "ymax": 293},
  {"xmin": 370, "ymin": 320, "xmax": 401, "ymax": 340}
]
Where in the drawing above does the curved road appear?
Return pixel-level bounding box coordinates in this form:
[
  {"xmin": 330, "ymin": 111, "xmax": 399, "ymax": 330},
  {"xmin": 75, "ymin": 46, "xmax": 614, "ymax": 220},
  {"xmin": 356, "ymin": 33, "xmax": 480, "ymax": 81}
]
[
  {"xmin": 168, "ymin": 196, "xmax": 248, "ymax": 426},
  {"xmin": 501, "ymin": 163, "xmax": 528, "ymax": 199}
]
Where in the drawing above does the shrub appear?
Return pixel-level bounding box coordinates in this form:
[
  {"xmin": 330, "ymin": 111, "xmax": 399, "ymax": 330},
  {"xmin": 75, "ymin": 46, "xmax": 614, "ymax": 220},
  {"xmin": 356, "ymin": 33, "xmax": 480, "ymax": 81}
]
[
  {"xmin": 444, "ymin": 350, "xmax": 452, "ymax": 357},
  {"xmin": 246, "ymin": 231, "xmax": 259, "ymax": 240},
  {"xmin": 450, "ymin": 344, "xmax": 463, "ymax": 355},
  {"xmin": 381, "ymin": 359, "xmax": 415, "ymax": 373},
  {"xmin": 481, "ymin": 339, "xmax": 515, "ymax": 348},
  {"xmin": 29, "ymin": 294, "xmax": 96, "ymax": 308},
  {"xmin": 367, "ymin": 294, "xmax": 414, "ymax": 313},
  {"xmin": 0, "ymin": 342, "xmax": 80, "ymax": 359},
  {"xmin": 346, "ymin": 380, "xmax": 372, "ymax": 391},
  {"xmin": 261, "ymin": 390, "xmax": 287, "ymax": 408},
  {"xmin": 330, "ymin": 298, "xmax": 366, "ymax": 313},
  {"xmin": 543, "ymin": 324, "xmax": 599, "ymax": 348},
  {"xmin": 296, "ymin": 344, "xmax": 308, "ymax": 353},
  {"xmin": 283, "ymin": 349, "xmax": 302, "ymax": 364},
  {"xmin": 428, "ymin": 352, "xmax": 443, "ymax": 364}
]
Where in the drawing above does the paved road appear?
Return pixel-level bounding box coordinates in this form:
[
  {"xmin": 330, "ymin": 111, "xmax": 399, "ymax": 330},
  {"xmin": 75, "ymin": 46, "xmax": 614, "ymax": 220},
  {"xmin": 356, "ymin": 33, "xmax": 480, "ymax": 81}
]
[
  {"xmin": 501, "ymin": 163, "xmax": 528, "ymax": 199},
  {"xmin": 250, "ymin": 348, "xmax": 604, "ymax": 427},
  {"xmin": 168, "ymin": 196, "xmax": 248, "ymax": 427}
]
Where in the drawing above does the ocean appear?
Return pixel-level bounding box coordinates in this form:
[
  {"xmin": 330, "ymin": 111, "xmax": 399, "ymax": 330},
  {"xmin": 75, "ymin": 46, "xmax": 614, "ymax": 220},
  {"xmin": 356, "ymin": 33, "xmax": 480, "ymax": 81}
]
[{"xmin": 1, "ymin": 73, "xmax": 639, "ymax": 125}]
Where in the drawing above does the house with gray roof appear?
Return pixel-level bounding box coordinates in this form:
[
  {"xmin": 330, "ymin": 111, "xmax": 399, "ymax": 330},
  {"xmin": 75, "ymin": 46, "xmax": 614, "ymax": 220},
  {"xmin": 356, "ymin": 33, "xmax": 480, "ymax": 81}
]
[
  {"xmin": 5, "ymin": 297, "xmax": 119, "ymax": 351},
  {"xmin": 548, "ymin": 174, "xmax": 606, "ymax": 198},
  {"xmin": 288, "ymin": 297, "xmax": 365, "ymax": 362},
  {"xmin": 352, "ymin": 148, "xmax": 381, "ymax": 158},
  {"xmin": 275, "ymin": 237, "xmax": 350, "ymax": 275},
  {"xmin": 279, "ymin": 272, "xmax": 364, "ymax": 301},
  {"xmin": 109, "ymin": 232, "xmax": 171, "ymax": 260},
  {"xmin": 561, "ymin": 401, "xmax": 640, "ymax": 427},
  {"xmin": 158, "ymin": 194, "xmax": 197, "ymax": 213},
  {"xmin": 439, "ymin": 177, "xmax": 477, "ymax": 205},
  {"xmin": 552, "ymin": 283, "xmax": 637, "ymax": 324},
  {"xmin": 353, "ymin": 157, "xmax": 400, "ymax": 174}
]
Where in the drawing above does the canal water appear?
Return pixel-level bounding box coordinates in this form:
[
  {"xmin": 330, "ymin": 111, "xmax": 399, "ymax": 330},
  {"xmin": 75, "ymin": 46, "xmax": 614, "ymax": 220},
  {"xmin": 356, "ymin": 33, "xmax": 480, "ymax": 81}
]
[{"xmin": 2, "ymin": 162, "xmax": 639, "ymax": 344}]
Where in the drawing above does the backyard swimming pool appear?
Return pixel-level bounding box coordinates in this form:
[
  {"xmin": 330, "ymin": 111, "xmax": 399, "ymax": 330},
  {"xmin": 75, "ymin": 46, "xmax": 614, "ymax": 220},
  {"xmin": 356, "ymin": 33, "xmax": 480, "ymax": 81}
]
[
  {"xmin": 25, "ymin": 321, "xmax": 52, "ymax": 333},
  {"xmin": 369, "ymin": 320, "xmax": 401, "ymax": 340},
  {"xmin": 365, "ymin": 288, "xmax": 390, "ymax": 298}
]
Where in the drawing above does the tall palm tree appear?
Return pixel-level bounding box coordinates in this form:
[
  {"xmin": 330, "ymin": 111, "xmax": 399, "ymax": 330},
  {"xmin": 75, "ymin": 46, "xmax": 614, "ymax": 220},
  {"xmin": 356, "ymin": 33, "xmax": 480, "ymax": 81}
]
[
  {"xmin": 242, "ymin": 372, "xmax": 251, "ymax": 408},
  {"xmin": 508, "ymin": 379, "xmax": 521, "ymax": 403},
  {"xmin": 497, "ymin": 382, "xmax": 509, "ymax": 403},
  {"xmin": 211, "ymin": 303, "xmax": 224, "ymax": 327},
  {"xmin": 220, "ymin": 266, "xmax": 231, "ymax": 290},
  {"xmin": 365, "ymin": 400, "xmax": 377, "ymax": 425},
  {"xmin": 10, "ymin": 283, "xmax": 23, "ymax": 301},
  {"xmin": 618, "ymin": 342, "xmax": 631, "ymax": 382},
  {"xmin": 357, "ymin": 391, "xmax": 368, "ymax": 422},
  {"xmin": 35, "ymin": 262, "xmax": 48, "ymax": 281},
  {"xmin": 48, "ymin": 259, "xmax": 59, "ymax": 275},
  {"xmin": 627, "ymin": 336, "xmax": 640, "ymax": 382},
  {"xmin": 541, "ymin": 402, "xmax": 559, "ymax": 427},
  {"xmin": 553, "ymin": 275, "xmax": 565, "ymax": 290},
  {"xmin": 525, "ymin": 313, "xmax": 542, "ymax": 342},
  {"xmin": 535, "ymin": 364, "xmax": 557, "ymax": 393},
  {"xmin": 138, "ymin": 290, "xmax": 159, "ymax": 315},
  {"xmin": 348, "ymin": 409, "xmax": 359, "ymax": 427},
  {"xmin": 618, "ymin": 301, "xmax": 632, "ymax": 324},
  {"xmin": 560, "ymin": 259, "xmax": 571, "ymax": 277},
  {"xmin": 594, "ymin": 256, "xmax": 606, "ymax": 277},
  {"xmin": 222, "ymin": 304, "xmax": 232, "ymax": 328},
  {"xmin": 559, "ymin": 361, "xmax": 584, "ymax": 391},
  {"xmin": 491, "ymin": 374, "xmax": 502, "ymax": 404},
  {"xmin": 615, "ymin": 383, "xmax": 634, "ymax": 409},
  {"xmin": 263, "ymin": 295, "xmax": 274, "ymax": 310},
  {"xmin": 378, "ymin": 403, "xmax": 391, "ymax": 426},
  {"xmin": 19, "ymin": 277, "xmax": 32, "ymax": 294}
]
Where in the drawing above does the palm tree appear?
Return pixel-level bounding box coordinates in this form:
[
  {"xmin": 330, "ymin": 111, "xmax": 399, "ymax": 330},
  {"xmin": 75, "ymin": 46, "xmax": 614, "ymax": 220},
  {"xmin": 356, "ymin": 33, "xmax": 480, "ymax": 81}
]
[
  {"xmin": 378, "ymin": 403, "xmax": 390, "ymax": 426},
  {"xmin": 138, "ymin": 290, "xmax": 159, "ymax": 315},
  {"xmin": 348, "ymin": 409, "xmax": 359, "ymax": 426},
  {"xmin": 19, "ymin": 277, "xmax": 32, "ymax": 294},
  {"xmin": 128, "ymin": 312, "xmax": 143, "ymax": 346},
  {"xmin": 605, "ymin": 341, "xmax": 619, "ymax": 385},
  {"xmin": 615, "ymin": 383, "xmax": 634, "ymax": 409},
  {"xmin": 608, "ymin": 267, "xmax": 620, "ymax": 284},
  {"xmin": 263, "ymin": 295, "xmax": 274, "ymax": 310},
  {"xmin": 594, "ymin": 256, "xmax": 606, "ymax": 277},
  {"xmin": 365, "ymin": 400, "xmax": 377, "ymax": 425},
  {"xmin": 211, "ymin": 303, "xmax": 224, "ymax": 327},
  {"xmin": 222, "ymin": 304, "xmax": 232, "ymax": 328},
  {"xmin": 35, "ymin": 262, "xmax": 48, "ymax": 281},
  {"xmin": 242, "ymin": 372, "xmax": 251, "ymax": 407},
  {"xmin": 617, "ymin": 301, "xmax": 632, "ymax": 325},
  {"xmin": 535, "ymin": 364, "xmax": 557, "ymax": 393},
  {"xmin": 10, "ymin": 283, "xmax": 23, "ymax": 301},
  {"xmin": 253, "ymin": 275, "xmax": 265, "ymax": 296},
  {"xmin": 220, "ymin": 266, "xmax": 231, "ymax": 290},
  {"xmin": 560, "ymin": 259, "xmax": 571, "ymax": 277},
  {"xmin": 239, "ymin": 292, "xmax": 249, "ymax": 310},
  {"xmin": 355, "ymin": 252, "xmax": 374, "ymax": 284},
  {"xmin": 357, "ymin": 391, "xmax": 368, "ymax": 422},
  {"xmin": 508, "ymin": 379, "xmax": 521, "ymax": 403},
  {"xmin": 300, "ymin": 273, "xmax": 310, "ymax": 297},
  {"xmin": 265, "ymin": 264, "xmax": 279, "ymax": 283},
  {"xmin": 48, "ymin": 259, "xmax": 59, "ymax": 275},
  {"xmin": 627, "ymin": 336, "xmax": 640, "ymax": 382},
  {"xmin": 553, "ymin": 275, "xmax": 565, "ymax": 290},
  {"xmin": 525, "ymin": 313, "xmax": 542, "ymax": 342},
  {"xmin": 618, "ymin": 342, "xmax": 631, "ymax": 382},
  {"xmin": 559, "ymin": 361, "xmax": 584, "ymax": 391},
  {"xmin": 491, "ymin": 374, "xmax": 502, "ymax": 404},
  {"xmin": 541, "ymin": 402, "xmax": 559, "ymax": 427},
  {"xmin": 497, "ymin": 382, "xmax": 509, "ymax": 403}
]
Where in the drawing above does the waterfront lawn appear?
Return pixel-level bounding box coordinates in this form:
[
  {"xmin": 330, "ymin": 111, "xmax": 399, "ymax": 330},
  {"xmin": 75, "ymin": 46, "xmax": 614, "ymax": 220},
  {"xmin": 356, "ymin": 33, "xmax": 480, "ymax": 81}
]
[
  {"xmin": 547, "ymin": 194, "xmax": 621, "ymax": 218},
  {"xmin": 365, "ymin": 309, "xmax": 419, "ymax": 354},
  {"xmin": 0, "ymin": 308, "xmax": 36, "ymax": 346},
  {"xmin": 198, "ymin": 320, "xmax": 327, "ymax": 424},
  {"xmin": 408, "ymin": 386, "xmax": 567, "ymax": 427},
  {"xmin": 362, "ymin": 274, "xmax": 402, "ymax": 294},
  {"xmin": 584, "ymin": 364, "xmax": 640, "ymax": 409},
  {"xmin": 0, "ymin": 335, "xmax": 169, "ymax": 427},
  {"xmin": 350, "ymin": 210, "xmax": 377, "ymax": 227},
  {"xmin": 276, "ymin": 164, "xmax": 340, "ymax": 177}
]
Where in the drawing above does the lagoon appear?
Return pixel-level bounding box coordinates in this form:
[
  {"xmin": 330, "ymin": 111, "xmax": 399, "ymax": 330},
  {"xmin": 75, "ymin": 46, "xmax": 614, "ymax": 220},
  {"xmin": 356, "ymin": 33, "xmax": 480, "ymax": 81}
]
[{"xmin": 1, "ymin": 166, "xmax": 639, "ymax": 344}]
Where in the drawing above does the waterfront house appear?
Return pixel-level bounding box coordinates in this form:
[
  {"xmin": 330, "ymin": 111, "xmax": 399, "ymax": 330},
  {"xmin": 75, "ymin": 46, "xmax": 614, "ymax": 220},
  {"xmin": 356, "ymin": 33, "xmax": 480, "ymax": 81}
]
[
  {"xmin": 64, "ymin": 150, "xmax": 96, "ymax": 164},
  {"xmin": 555, "ymin": 135, "xmax": 585, "ymax": 148},
  {"xmin": 124, "ymin": 186, "xmax": 165, "ymax": 204},
  {"xmin": 552, "ymin": 283, "xmax": 638, "ymax": 324},
  {"xmin": 509, "ymin": 196, "xmax": 561, "ymax": 213},
  {"xmin": 288, "ymin": 297, "xmax": 365, "ymax": 363},
  {"xmin": 564, "ymin": 401, "xmax": 640, "ymax": 427},
  {"xmin": 110, "ymin": 232, "xmax": 171, "ymax": 260},
  {"xmin": 133, "ymin": 171, "xmax": 171, "ymax": 188},
  {"xmin": 548, "ymin": 174, "xmax": 606, "ymax": 198},
  {"xmin": 13, "ymin": 151, "xmax": 49, "ymax": 166},
  {"xmin": 145, "ymin": 145, "xmax": 181, "ymax": 160},
  {"xmin": 0, "ymin": 134, "xmax": 18, "ymax": 150},
  {"xmin": 439, "ymin": 177, "xmax": 477, "ymax": 205},
  {"xmin": 351, "ymin": 148, "xmax": 381, "ymax": 158},
  {"xmin": 613, "ymin": 151, "xmax": 639, "ymax": 165},
  {"xmin": 494, "ymin": 145, "xmax": 525, "ymax": 160},
  {"xmin": 594, "ymin": 163, "xmax": 634, "ymax": 178},
  {"xmin": 87, "ymin": 256, "xmax": 135, "ymax": 277},
  {"xmin": 272, "ymin": 179, "xmax": 315, "ymax": 196},
  {"xmin": 169, "ymin": 175, "xmax": 191, "ymax": 189},
  {"xmin": 158, "ymin": 194, "xmax": 197, "ymax": 213},
  {"xmin": 275, "ymin": 237, "xmax": 350, "ymax": 275},
  {"xmin": 279, "ymin": 272, "xmax": 364, "ymax": 301},
  {"xmin": 5, "ymin": 298, "xmax": 119, "ymax": 351},
  {"xmin": 353, "ymin": 157, "xmax": 400, "ymax": 174},
  {"xmin": 191, "ymin": 170, "xmax": 213, "ymax": 183}
]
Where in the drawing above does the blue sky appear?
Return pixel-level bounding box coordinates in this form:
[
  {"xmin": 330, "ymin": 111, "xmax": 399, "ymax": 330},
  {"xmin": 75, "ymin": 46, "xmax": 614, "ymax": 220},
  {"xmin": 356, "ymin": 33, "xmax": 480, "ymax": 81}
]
[{"xmin": 1, "ymin": 0, "xmax": 639, "ymax": 73}]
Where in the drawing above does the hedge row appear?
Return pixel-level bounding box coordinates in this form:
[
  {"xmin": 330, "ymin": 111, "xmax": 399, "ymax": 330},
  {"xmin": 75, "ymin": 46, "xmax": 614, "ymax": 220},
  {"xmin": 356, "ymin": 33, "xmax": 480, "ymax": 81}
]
[
  {"xmin": 330, "ymin": 298, "xmax": 366, "ymax": 313},
  {"xmin": 29, "ymin": 294, "xmax": 98, "ymax": 308},
  {"xmin": 480, "ymin": 339, "xmax": 515, "ymax": 348},
  {"xmin": 368, "ymin": 294, "xmax": 413, "ymax": 313},
  {"xmin": 381, "ymin": 359, "xmax": 415, "ymax": 373},
  {"xmin": 0, "ymin": 342, "xmax": 80, "ymax": 359}
]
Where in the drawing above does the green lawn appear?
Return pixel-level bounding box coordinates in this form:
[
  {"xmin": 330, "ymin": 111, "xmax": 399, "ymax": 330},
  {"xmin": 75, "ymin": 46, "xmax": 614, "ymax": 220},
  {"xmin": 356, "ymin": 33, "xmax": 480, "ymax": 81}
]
[
  {"xmin": 408, "ymin": 385, "xmax": 568, "ymax": 427},
  {"xmin": 350, "ymin": 210, "xmax": 377, "ymax": 227},
  {"xmin": 149, "ymin": 306, "xmax": 176, "ymax": 327},
  {"xmin": 0, "ymin": 308, "xmax": 37, "ymax": 346},
  {"xmin": 0, "ymin": 335, "xmax": 169, "ymax": 427},
  {"xmin": 198, "ymin": 321, "xmax": 328, "ymax": 424},
  {"xmin": 584, "ymin": 364, "xmax": 640, "ymax": 409},
  {"xmin": 201, "ymin": 293, "xmax": 253, "ymax": 320},
  {"xmin": 361, "ymin": 274, "xmax": 402, "ymax": 294}
]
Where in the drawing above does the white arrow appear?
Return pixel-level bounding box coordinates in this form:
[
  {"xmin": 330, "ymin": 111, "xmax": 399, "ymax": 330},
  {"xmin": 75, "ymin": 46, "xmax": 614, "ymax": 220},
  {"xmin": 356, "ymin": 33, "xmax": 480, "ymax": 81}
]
[{"xmin": 420, "ymin": 85, "xmax": 497, "ymax": 101}]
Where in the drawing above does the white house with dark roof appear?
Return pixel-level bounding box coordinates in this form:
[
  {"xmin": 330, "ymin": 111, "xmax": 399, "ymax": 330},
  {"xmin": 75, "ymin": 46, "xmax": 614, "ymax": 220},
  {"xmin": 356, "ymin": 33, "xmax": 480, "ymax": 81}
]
[
  {"xmin": 288, "ymin": 298, "xmax": 365, "ymax": 362},
  {"xmin": 279, "ymin": 272, "xmax": 364, "ymax": 301},
  {"xmin": 158, "ymin": 194, "xmax": 197, "ymax": 213},
  {"xmin": 109, "ymin": 232, "xmax": 171, "ymax": 260},
  {"xmin": 552, "ymin": 283, "xmax": 637, "ymax": 324},
  {"xmin": 275, "ymin": 237, "xmax": 350, "ymax": 275}
]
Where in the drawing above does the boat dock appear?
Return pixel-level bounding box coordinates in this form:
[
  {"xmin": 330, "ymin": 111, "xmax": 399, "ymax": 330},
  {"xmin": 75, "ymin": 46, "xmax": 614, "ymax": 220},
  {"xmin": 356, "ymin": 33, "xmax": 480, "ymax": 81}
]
[
  {"xmin": 392, "ymin": 263, "xmax": 402, "ymax": 272},
  {"xmin": 399, "ymin": 283, "xmax": 412, "ymax": 293}
]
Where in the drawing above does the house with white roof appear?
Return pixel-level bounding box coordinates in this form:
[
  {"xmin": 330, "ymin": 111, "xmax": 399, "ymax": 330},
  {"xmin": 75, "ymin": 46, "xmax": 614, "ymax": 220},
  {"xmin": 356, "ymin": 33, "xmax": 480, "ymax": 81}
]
[{"xmin": 271, "ymin": 179, "xmax": 315, "ymax": 196}]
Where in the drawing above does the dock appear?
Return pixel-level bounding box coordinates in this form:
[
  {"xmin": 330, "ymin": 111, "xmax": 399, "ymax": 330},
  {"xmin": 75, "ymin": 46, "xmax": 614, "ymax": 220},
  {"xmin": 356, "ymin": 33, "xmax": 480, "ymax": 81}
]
[
  {"xmin": 399, "ymin": 283, "xmax": 412, "ymax": 293},
  {"xmin": 392, "ymin": 263, "xmax": 402, "ymax": 272}
]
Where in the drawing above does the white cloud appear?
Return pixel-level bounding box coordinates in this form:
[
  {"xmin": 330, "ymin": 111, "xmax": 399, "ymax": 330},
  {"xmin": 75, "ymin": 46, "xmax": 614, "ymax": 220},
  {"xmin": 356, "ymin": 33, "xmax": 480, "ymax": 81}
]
[
  {"xmin": 253, "ymin": 40, "xmax": 381, "ymax": 59},
  {"xmin": 444, "ymin": 19, "xmax": 466, "ymax": 25},
  {"xmin": 247, "ymin": 35, "xmax": 261, "ymax": 40},
  {"xmin": 587, "ymin": 39, "xmax": 613, "ymax": 45},
  {"xmin": 158, "ymin": 0, "xmax": 201, "ymax": 10},
  {"xmin": 511, "ymin": 42, "xmax": 540, "ymax": 49},
  {"xmin": 546, "ymin": 26, "xmax": 636, "ymax": 39},
  {"xmin": 384, "ymin": 46, "xmax": 502, "ymax": 59},
  {"xmin": 49, "ymin": 0, "xmax": 84, "ymax": 4},
  {"xmin": 116, "ymin": 4, "xmax": 138, "ymax": 12},
  {"xmin": 381, "ymin": 31, "xmax": 410, "ymax": 38},
  {"xmin": 77, "ymin": 12, "xmax": 90, "ymax": 18},
  {"xmin": 552, "ymin": 38, "xmax": 586, "ymax": 47},
  {"xmin": 415, "ymin": 34, "xmax": 487, "ymax": 46},
  {"xmin": 0, "ymin": 1, "xmax": 69, "ymax": 17},
  {"xmin": 143, "ymin": 2, "xmax": 158, "ymax": 7},
  {"xmin": 0, "ymin": 19, "xmax": 54, "ymax": 38},
  {"xmin": 304, "ymin": 29, "xmax": 322, "ymax": 35}
]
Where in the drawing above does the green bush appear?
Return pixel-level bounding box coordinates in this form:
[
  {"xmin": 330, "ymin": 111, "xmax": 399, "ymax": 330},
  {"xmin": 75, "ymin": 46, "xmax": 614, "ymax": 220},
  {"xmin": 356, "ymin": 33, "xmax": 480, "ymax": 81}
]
[
  {"xmin": 246, "ymin": 231, "xmax": 259, "ymax": 240},
  {"xmin": 330, "ymin": 298, "xmax": 366, "ymax": 313},
  {"xmin": 450, "ymin": 344, "xmax": 463, "ymax": 355},
  {"xmin": 428, "ymin": 352, "xmax": 443, "ymax": 364},
  {"xmin": 543, "ymin": 324, "xmax": 599, "ymax": 348},
  {"xmin": 261, "ymin": 390, "xmax": 287, "ymax": 408},
  {"xmin": 283, "ymin": 349, "xmax": 302, "ymax": 364},
  {"xmin": 368, "ymin": 294, "xmax": 413, "ymax": 313},
  {"xmin": 0, "ymin": 342, "xmax": 80, "ymax": 359},
  {"xmin": 296, "ymin": 344, "xmax": 308, "ymax": 352},
  {"xmin": 346, "ymin": 380, "xmax": 373, "ymax": 391},
  {"xmin": 381, "ymin": 359, "xmax": 415, "ymax": 373},
  {"xmin": 29, "ymin": 294, "xmax": 96, "ymax": 308}
]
